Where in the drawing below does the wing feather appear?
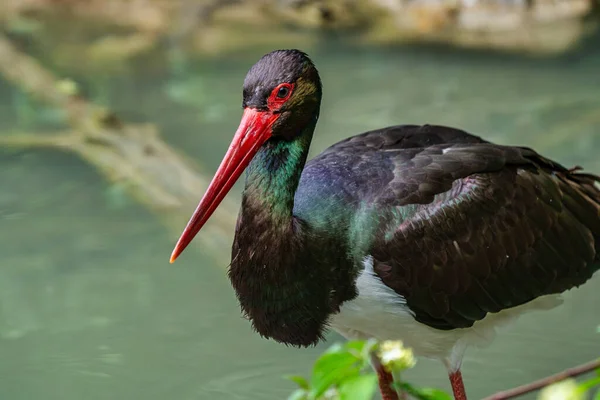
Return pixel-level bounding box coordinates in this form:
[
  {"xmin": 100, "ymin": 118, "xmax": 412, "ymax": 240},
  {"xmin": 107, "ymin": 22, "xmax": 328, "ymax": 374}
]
[{"xmin": 350, "ymin": 127, "xmax": 600, "ymax": 331}]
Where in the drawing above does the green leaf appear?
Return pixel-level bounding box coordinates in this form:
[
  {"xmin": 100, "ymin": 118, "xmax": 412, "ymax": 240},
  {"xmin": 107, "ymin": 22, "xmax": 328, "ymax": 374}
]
[
  {"xmin": 396, "ymin": 382, "xmax": 453, "ymax": 400},
  {"xmin": 310, "ymin": 352, "xmax": 362, "ymax": 398},
  {"xmin": 595, "ymin": 389, "xmax": 600, "ymax": 400},
  {"xmin": 286, "ymin": 375, "xmax": 310, "ymax": 390},
  {"xmin": 344, "ymin": 340, "xmax": 377, "ymax": 371},
  {"xmin": 576, "ymin": 376, "xmax": 600, "ymax": 392},
  {"xmin": 344, "ymin": 340, "xmax": 367, "ymax": 354},
  {"xmin": 287, "ymin": 388, "xmax": 309, "ymax": 400},
  {"xmin": 415, "ymin": 388, "xmax": 454, "ymax": 400},
  {"xmin": 338, "ymin": 374, "xmax": 378, "ymax": 400}
]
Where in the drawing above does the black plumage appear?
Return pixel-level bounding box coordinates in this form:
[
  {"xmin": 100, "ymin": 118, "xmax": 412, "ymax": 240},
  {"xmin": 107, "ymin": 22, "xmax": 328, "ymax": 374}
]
[
  {"xmin": 172, "ymin": 49, "xmax": 600, "ymax": 400},
  {"xmin": 319, "ymin": 125, "xmax": 600, "ymax": 330}
]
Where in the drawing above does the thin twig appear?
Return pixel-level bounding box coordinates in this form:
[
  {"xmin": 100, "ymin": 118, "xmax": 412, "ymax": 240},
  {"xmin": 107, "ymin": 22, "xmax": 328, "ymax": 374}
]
[{"xmin": 483, "ymin": 359, "xmax": 600, "ymax": 400}]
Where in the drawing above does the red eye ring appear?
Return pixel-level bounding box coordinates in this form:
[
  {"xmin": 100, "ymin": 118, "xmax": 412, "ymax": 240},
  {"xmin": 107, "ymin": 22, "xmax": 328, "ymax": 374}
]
[{"xmin": 267, "ymin": 83, "xmax": 294, "ymax": 110}]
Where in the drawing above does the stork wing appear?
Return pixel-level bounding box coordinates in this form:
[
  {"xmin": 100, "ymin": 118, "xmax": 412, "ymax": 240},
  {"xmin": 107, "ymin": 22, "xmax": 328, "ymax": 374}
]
[{"xmin": 346, "ymin": 125, "xmax": 600, "ymax": 330}]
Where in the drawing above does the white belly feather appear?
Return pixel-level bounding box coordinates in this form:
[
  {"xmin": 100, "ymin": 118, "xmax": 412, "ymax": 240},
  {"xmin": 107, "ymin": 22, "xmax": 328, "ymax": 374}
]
[{"xmin": 329, "ymin": 256, "xmax": 563, "ymax": 371}]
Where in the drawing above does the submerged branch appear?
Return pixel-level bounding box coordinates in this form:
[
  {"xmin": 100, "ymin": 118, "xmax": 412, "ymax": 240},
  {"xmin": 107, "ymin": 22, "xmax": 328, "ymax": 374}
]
[
  {"xmin": 0, "ymin": 34, "xmax": 237, "ymax": 260},
  {"xmin": 484, "ymin": 359, "xmax": 600, "ymax": 400},
  {"xmin": 0, "ymin": 132, "xmax": 75, "ymax": 149}
]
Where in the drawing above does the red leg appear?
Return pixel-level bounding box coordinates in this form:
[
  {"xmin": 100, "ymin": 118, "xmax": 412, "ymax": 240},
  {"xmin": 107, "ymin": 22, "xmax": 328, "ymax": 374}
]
[
  {"xmin": 448, "ymin": 369, "xmax": 468, "ymax": 400},
  {"xmin": 374, "ymin": 363, "xmax": 400, "ymax": 400}
]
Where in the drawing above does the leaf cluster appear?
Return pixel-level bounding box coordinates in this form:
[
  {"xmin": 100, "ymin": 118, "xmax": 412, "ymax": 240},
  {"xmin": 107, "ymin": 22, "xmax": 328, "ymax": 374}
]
[{"xmin": 286, "ymin": 340, "xmax": 451, "ymax": 400}]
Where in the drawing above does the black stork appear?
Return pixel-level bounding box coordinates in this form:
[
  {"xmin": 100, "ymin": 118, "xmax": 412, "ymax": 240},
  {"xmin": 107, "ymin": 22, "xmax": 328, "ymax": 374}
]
[{"xmin": 170, "ymin": 49, "xmax": 600, "ymax": 400}]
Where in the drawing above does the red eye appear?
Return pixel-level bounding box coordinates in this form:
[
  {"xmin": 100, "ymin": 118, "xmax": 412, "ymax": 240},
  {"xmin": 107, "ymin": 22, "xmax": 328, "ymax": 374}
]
[{"xmin": 267, "ymin": 83, "xmax": 294, "ymax": 110}]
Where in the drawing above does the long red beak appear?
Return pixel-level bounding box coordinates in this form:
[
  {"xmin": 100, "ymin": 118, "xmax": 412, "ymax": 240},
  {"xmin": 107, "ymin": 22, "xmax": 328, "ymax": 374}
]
[{"xmin": 170, "ymin": 108, "xmax": 278, "ymax": 263}]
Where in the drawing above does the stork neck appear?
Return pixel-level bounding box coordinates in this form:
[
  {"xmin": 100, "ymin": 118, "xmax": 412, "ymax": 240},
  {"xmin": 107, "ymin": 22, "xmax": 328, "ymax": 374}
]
[
  {"xmin": 230, "ymin": 117, "xmax": 341, "ymax": 347},
  {"xmin": 243, "ymin": 119, "xmax": 315, "ymax": 218}
]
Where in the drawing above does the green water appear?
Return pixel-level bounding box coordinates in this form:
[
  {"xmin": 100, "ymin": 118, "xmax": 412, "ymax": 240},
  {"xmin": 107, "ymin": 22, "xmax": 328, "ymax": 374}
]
[{"xmin": 1, "ymin": 25, "xmax": 599, "ymax": 399}]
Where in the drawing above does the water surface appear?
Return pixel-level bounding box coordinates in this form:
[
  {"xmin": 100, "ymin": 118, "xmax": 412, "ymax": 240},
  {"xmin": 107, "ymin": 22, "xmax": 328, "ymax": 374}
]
[{"xmin": 1, "ymin": 25, "xmax": 599, "ymax": 399}]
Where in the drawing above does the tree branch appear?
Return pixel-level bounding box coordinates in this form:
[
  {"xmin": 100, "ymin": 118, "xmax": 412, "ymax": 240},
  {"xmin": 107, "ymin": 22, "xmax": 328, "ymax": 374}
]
[{"xmin": 484, "ymin": 359, "xmax": 600, "ymax": 400}]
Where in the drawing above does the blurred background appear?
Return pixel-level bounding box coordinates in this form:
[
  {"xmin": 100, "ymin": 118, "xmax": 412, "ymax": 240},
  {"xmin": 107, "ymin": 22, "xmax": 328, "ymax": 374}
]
[{"xmin": 0, "ymin": 0, "xmax": 599, "ymax": 399}]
